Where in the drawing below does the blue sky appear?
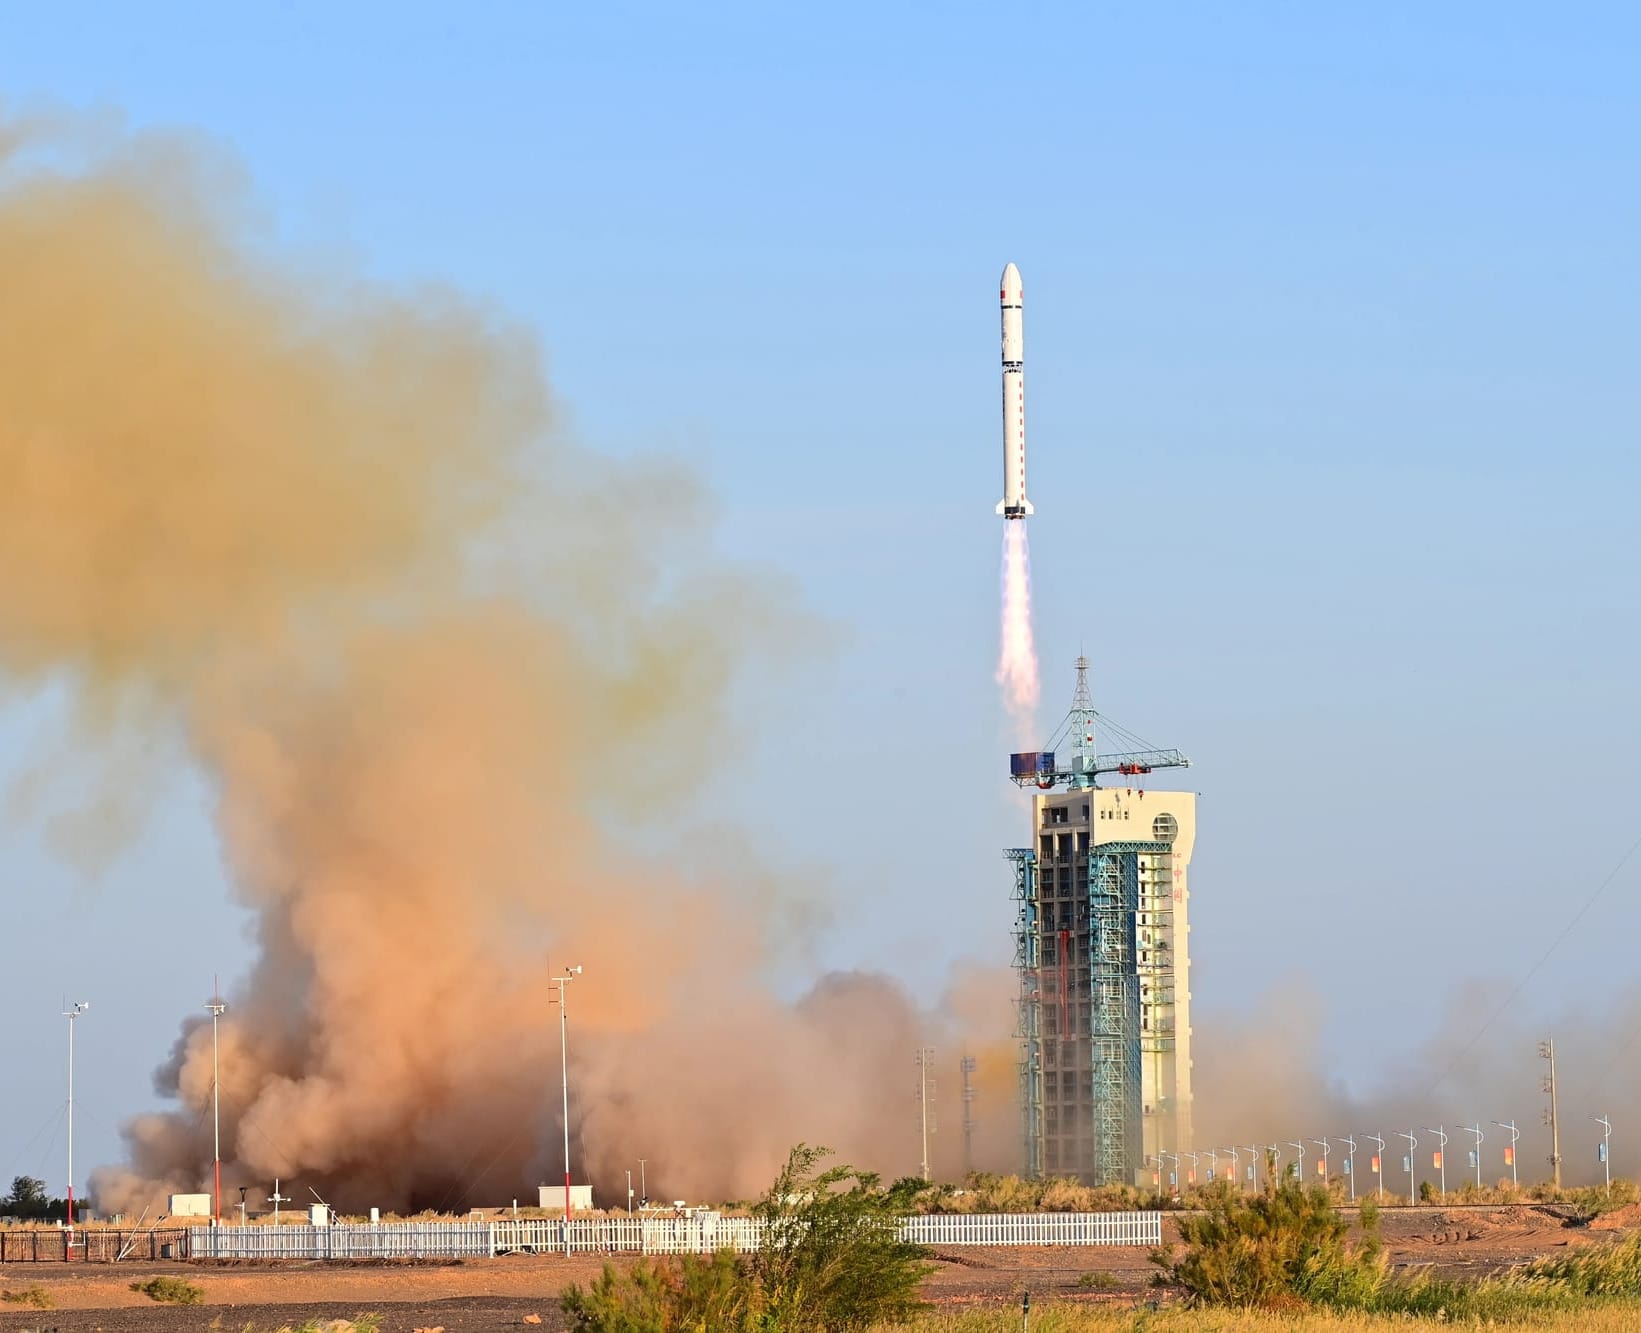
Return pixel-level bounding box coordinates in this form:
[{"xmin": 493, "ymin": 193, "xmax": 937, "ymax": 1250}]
[{"xmin": 2, "ymin": 2, "xmax": 1639, "ymax": 1187}]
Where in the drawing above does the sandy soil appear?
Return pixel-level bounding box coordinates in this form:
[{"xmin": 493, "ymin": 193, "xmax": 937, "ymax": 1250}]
[{"xmin": 0, "ymin": 1204, "xmax": 1615, "ymax": 1332}]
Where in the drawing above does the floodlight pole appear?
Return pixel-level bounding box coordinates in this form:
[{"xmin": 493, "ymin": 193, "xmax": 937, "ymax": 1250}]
[
  {"xmin": 1464, "ymin": 1123, "xmax": 1483, "ymax": 1190},
  {"xmin": 1597, "ymin": 1116, "xmax": 1613, "ymax": 1194},
  {"xmin": 1540, "ymin": 1040, "xmax": 1562, "ymax": 1189},
  {"xmin": 207, "ymin": 983, "xmax": 228, "ymax": 1223},
  {"xmin": 1398, "ymin": 1132, "xmax": 1417, "ymax": 1206},
  {"xmin": 552, "ymin": 966, "xmax": 583, "ymax": 1257},
  {"xmin": 1492, "ymin": 1121, "xmax": 1520, "ymax": 1189},
  {"xmin": 1339, "ymin": 1136, "xmax": 1356, "ymax": 1203},
  {"xmin": 1365, "ymin": 1133, "xmax": 1386, "ymax": 1202},
  {"xmin": 64, "ymin": 1001, "xmax": 89, "ymax": 1236},
  {"xmin": 1424, "ymin": 1126, "xmax": 1448, "ymax": 1199}
]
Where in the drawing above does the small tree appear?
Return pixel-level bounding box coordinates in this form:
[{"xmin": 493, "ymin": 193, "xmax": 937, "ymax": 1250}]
[
  {"xmin": 563, "ymin": 1144, "xmax": 932, "ymax": 1332},
  {"xmin": 750, "ymin": 1144, "xmax": 932, "ymax": 1330},
  {"xmin": 2, "ymin": 1177, "xmax": 50, "ymax": 1220}
]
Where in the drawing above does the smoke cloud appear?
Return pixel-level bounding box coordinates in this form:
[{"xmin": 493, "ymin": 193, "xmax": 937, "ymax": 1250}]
[
  {"xmin": 1191, "ymin": 977, "xmax": 1641, "ymax": 1191},
  {"xmin": 0, "ymin": 116, "xmax": 1015, "ymax": 1213}
]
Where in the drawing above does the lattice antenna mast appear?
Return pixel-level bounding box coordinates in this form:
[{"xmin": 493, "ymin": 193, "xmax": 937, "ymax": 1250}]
[{"xmin": 1070, "ymin": 654, "xmax": 1095, "ymax": 765}]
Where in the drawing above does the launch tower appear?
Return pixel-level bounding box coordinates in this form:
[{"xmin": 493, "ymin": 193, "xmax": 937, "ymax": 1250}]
[{"xmin": 1008, "ymin": 659, "xmax": 1195, "ymax": 1186}]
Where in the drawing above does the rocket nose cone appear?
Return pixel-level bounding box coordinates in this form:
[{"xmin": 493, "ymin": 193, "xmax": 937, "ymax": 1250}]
[{"xmin": 1001, "ymin": 262, "xmax": 1022, "ymax": 296}]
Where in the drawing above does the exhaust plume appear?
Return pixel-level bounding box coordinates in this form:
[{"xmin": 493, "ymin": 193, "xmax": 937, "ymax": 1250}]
[
  {"xmin": 996, "ymin": 522, "xmax": 1039, "ymax": 743},
  {"xmin": 0, "ymin": 116, "xmax": 1017, "ymax": 1212}
]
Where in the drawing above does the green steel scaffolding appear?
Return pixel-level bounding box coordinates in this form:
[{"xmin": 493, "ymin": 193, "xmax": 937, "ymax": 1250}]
[{"xmin": 1006, "ymin": 847, "xmax": 1042, "ymax": 1179}]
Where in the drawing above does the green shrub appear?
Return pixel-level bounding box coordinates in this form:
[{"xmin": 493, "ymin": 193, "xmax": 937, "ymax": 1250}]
[
  {"xmin": 1074, "ymin": 1271, "xmax": 1120, "ymax": 1291},
  {"xmin": 1152, "ymin": 1179, "xmax": 1383, "ymax": 1308},
  {"xmin": 130, "ymin": 1275, "xmax": 204, "ymax": 1305},
  {"xmin": 563, "ymin": 1248, "xmax": 748, "ymax": 1331},
  {"xmin": 0, "ymin": 1284, "xmax": 53, "ymax": 1309},
  {"xmin": 563, "ymin": 1144, "xmax": 931, "ymax": 1332}
]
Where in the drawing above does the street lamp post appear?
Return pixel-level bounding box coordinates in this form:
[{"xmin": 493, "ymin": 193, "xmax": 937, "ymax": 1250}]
[
  {"xmin": 1464, "ymin": 1123, "xmax": 1484, "ymax": 1190},
  {"xmin": 639, "ymin": 1157, "xmax": 648, "ymax": 1208},
  {"xmin": 1312, "ymin": 1137, "xmax": 1331, "ymax": 1189},
  {"xmin": 1597, "ymin": 1116, "xmax": 1613, "ymax": 1195},
  {"xmin": 63, "ymin": 1002, "xmax": 89, "ymax": 1237},
  {"xmin": 1248, "ymin": 1145, "xmax": 1263, "ymax": 1191},
  {"xmin": 1492, "ymin": 1121, "xmax": 1520, "ymax": 1190},
  {"xmin": 1424, "ymin": 1126, "xmax": 1448, "ymax": 1199},
  {"xmin": 1340, "ymin": 1136, "xmax": 1357, "ymax": 1203},
  {"xmin": 552, "ymin": 966, "xmax": 584, "ymax": 1256},
  {"xmin": 207, "ymin": 985, "xmax": 227, "ymax": 1223},
  {"xmin": 1365, "ymin": 1134, "xmax": 1386, "ymax": 1202},
  {"xmin": 1289, "ymin": 1141, "xmax": 1305, "ymax": 1188},
  {"xmin": 1398, "ymin": 1132, "xmax": 1418, "ymax": 1206}
]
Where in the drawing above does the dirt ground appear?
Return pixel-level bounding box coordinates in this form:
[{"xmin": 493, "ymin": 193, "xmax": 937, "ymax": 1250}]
[{"xmin": 0, "ymin": 1204, "xmax": 1614, "ymax": 1332}]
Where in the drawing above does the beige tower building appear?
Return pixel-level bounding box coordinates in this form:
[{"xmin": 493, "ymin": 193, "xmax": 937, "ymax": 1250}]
[{"xmin": 1009, "ymin": 662, "xmax": 1195, "ymax": 1185}]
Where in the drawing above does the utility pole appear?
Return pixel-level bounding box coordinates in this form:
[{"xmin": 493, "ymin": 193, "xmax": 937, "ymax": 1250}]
[
  {"xmin": 1540, "ymin": 1040, "xmax": 1562, "ymax": 1189},
  {"xmin": 960, "ymin": 1055, "xmax": 977, "ymax": 1176},
  {"xmin": 916, "ymin": 1046, "xmax": 936, "ymax": 1181},
  {"xmin": 1597, "ymin": 1116, "xmax": 1612, "ymax": 1195},
  {"xmin": 63, "ymin": 1001, "xmax": 89, "ymax": 1237},
  {"xmin": 207, "ymin": 982, "xmax": 227, "ymax": 1224},
  {"xmin": 1493, "ymin": 1120, "xmax": 1520, "ymax": 1189}
]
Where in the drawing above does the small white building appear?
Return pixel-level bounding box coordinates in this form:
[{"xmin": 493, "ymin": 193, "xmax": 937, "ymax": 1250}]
[
  {"xmin": 537, "ymin": 1184, "xmax": 594, "ymax": 1211},
  {"xmin": 168, "ymin": 1193, "xmax": 212, "ymax": 1217}
]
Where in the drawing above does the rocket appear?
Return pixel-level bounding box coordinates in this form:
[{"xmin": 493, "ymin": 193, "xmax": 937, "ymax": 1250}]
[{"xmin": 996, "ymin": 263, "xmax": 1033, "ymax": 518}]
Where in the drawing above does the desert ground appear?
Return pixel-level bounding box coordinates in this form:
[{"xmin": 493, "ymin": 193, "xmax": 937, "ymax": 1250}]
[{"xmin": 0, "ymin": 1203, "xmax": 1629, "ymax": 1332}]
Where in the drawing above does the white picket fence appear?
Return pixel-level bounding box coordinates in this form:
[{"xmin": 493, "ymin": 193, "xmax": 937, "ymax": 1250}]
[
  {"xmin": 191, "ymin": 1210, "xmax": 1161, "ymax": 1260},
  {"xmin": 191, "ymin": 1220, "xmax": 493, "ymax": 1260}
]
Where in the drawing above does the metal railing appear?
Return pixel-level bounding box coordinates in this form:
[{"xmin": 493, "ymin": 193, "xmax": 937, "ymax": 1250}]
[
  {"xmin": 0, "ymin": 1227, "xmax": 194, "ymax": 1262},
  {"xmin": 188, "ymin": 1210, "xmax": 1163, "ymax": 1261}
]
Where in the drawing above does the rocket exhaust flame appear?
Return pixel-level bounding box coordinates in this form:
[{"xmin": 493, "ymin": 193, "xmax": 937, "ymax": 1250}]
[{"xmin": 997, "ymin": 521, "xmax": 1040, "ymax": 744}]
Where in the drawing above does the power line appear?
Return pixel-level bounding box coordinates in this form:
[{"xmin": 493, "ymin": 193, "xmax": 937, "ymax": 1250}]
[{"xmin": 1423, "ymin": 831, "xmax": 1641, "ymax": 1100}]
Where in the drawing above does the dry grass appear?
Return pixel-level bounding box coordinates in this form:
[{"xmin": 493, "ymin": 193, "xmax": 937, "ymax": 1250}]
[{"xmin": 889, "ymin": 1302, "xmax": 1641, "ymax": 1330}]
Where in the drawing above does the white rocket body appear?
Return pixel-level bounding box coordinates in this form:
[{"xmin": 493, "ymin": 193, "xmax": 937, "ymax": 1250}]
[{"xmin": 996, "ymin": 262, "xmax": 1033, "ymax": 518}]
